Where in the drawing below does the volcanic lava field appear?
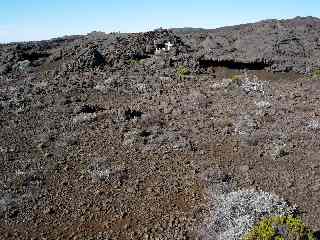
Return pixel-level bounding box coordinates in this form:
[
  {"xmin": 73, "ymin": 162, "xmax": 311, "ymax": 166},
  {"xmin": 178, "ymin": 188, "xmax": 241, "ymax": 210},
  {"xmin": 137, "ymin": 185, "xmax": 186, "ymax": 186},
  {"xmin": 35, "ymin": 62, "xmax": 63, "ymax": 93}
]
[{"xmin": 1, "ymin": 16, "xmax": 320, "ymax": 239}]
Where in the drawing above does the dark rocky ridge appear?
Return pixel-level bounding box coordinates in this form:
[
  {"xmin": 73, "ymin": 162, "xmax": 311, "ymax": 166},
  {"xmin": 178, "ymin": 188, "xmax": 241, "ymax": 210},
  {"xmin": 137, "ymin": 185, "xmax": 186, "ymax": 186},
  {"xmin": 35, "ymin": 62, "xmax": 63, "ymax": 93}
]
[
  {"xmin": 198, "ymin": 16, "xmax": 320, "ymax": 73},
  {"xmin": 174, "ymin": 16, "xmax": 320, "ymax": 74},
  {"xmin": 1, "ymin": 16, "xmax": 320, "ymax": 75}
]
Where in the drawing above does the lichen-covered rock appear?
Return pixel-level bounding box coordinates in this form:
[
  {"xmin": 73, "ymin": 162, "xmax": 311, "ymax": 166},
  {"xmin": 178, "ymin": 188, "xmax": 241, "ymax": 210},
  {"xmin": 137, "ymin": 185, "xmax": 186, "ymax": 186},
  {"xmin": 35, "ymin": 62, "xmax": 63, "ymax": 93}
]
[{"xmin": 13, "ymin": 60, "xmax": 31, "ymax": 72}]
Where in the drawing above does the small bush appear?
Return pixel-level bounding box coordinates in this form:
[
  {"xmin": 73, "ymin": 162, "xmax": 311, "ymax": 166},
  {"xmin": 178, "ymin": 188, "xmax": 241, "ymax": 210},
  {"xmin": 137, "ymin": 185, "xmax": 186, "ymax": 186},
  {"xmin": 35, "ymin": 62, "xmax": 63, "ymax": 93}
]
[
  {"xmin": 313, "ymin": 69, "xmax": 320, "ymax": 79},
  {"xmin": 243, "ymin": 216, "xmax": 316, "ymax": 240},
  {"xmin": 230, "ymin": 74, "xmax": 242, "ymax": 82},
  {"xmin": 223, "ymin": 74, "xmax": 243, "ymax": 90},
  {"xmin": 177, "ymin": 66, "xmax": 190, "ymax": 77},
  {"xmin": 128, "ymin": 59, "xmax": 142, "ymax": 65}
]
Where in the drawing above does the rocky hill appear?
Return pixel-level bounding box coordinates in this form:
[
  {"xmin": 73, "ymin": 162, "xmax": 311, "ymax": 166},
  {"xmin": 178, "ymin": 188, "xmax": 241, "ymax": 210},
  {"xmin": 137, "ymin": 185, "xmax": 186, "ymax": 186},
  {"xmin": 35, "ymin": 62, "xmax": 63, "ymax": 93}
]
[
  {"xmin": 1, "ymin": 17, "xmax": 320, "ymax": 239},
  {"xmin": 2, "ymin": 16, "xmax": 320, "ymax": 76}
]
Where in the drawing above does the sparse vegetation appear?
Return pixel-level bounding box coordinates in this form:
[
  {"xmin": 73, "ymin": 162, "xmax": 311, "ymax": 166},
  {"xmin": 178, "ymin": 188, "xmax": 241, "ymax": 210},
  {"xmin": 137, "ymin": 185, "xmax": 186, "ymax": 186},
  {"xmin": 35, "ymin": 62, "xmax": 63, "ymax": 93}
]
[
  {"xmin": 312, "ymin": 69, "xmax": 320, "ymax": 79},
  {"xmin": 128, "ymin": 59, "xmax": 143, "ymax": 65},
  {"xmin": 230, "ymin": 74, "xmax": 242, "ymax": 83},
  {"xmin": 176, "ymin": 65, "xmax": 190, "ymax": 78},
  {"xmin": 243, "ymin": 216, "xmax": 316, "ymax": 240}
]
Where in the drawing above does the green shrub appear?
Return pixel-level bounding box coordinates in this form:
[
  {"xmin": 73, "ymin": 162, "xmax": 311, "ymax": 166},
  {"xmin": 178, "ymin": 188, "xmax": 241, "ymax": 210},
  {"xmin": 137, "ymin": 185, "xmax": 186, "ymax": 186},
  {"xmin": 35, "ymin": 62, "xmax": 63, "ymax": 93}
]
[
  {"xmin": 229, "ymin": 74, "xmax": 243, "ymax": 86},
  {"xmin": 313, "ymin": 69, "xmax": 320, "ymax": 79},
  {"xmin": 230, "ymin": 74, "xmax": 242, "ymax": 81},
  {"xmin": 243, "ymin": 216, "xmax": 316, "ymax": 240},
  {"xmin": 177, "ymin": 66, "xmax": 190, "ymax": 78},
  {"xmin": 128, "ymin": 59, "xmax": 142, "ymax": 65}
]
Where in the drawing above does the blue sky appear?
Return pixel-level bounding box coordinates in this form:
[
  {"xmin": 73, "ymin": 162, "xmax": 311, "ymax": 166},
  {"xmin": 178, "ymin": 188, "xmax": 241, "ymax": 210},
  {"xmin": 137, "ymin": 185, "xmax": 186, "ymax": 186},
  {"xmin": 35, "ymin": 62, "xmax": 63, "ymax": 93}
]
[{"xmin": 0, "ymin": 0, "xmax": 319, "ymax": 43}]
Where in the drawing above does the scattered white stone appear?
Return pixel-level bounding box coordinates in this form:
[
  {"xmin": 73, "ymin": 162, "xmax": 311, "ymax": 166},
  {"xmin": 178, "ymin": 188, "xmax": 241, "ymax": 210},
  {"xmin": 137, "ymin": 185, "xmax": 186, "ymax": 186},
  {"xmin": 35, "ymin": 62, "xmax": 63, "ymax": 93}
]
[
  {"xmin": 88, "ymin": 159, "xmax": 111, "ymax": 182},
  {"xmin": 94, "ymin": 83, "xmax": 108, "ymax": 93},
  {"xmin": 136, "ymin": 83, "xmax": 147, "ymax": 92},
  {"xmin": 255, "ymin": 100, "xmax": 271, "ymax": 109},
  {"xmin": 241, "ymin": 79, "xmax": 265, "ymax": 94},
  {"xmin": 94, "ymin": 76, "xmax": 118, "ymax": 93},
  {"xmin": 0, "ymin": 146, "xmax": 8, "ymax": 153},
  {"xmin": 234, "ymin": 114, "xmax": 257, "ymax": 136},
  {"xmin": 34, "ymin": 81, "xmax": 48, "ymax": 89},
  {"xmin": 270, "ymin": 143, "xmax": 289, "ymax": 160},
  {"xmin": 14, "ymin": 60, "xmax": 31, "ymax": 71},
  {"xmin": 90, "ymin": 169, "xmax": 110, "ymax": 182},
  {"xmin": 0, "ymin": 194, "xmax": 16, "ymax": 215},
  {"xmin": 15, "ymin": 170, "xmax": 26, "ymax": 176},
  {"xmin": 155, "ymin": 48, "xmax": 162, "ymax": 55},
  {"xmin": 159, "ymin": 76, "xmax": 172, "ymax": 81},
  {"xmin": 210, "ymin": 79, "xmax": 233, "ymax": 89},
  {"xmin": 72, "ymin": 113, "xmax": 97, "ymax": 124},
  {"xmin": 210, "ymin": 83, "xmax": 222, "ymax": 89},
  {"xmin": 307, "ymin": 119, "xmax": 320, "ymax": 130}
]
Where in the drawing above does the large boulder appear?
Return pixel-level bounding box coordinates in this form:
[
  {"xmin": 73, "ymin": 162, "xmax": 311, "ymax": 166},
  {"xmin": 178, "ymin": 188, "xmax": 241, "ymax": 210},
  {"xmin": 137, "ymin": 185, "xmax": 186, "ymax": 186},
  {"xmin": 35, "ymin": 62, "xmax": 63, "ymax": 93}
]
[{"xmin": 72, "ymin": 47, "xmax": 105, "ymax": 70}]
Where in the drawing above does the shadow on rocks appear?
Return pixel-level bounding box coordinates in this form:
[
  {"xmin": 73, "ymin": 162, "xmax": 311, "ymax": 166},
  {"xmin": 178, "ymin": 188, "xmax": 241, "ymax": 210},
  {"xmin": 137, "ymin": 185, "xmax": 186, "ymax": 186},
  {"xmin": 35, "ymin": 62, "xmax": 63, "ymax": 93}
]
[{"xmin": 314, "ymin": 231, "xmax": 320, "ymax": 240}]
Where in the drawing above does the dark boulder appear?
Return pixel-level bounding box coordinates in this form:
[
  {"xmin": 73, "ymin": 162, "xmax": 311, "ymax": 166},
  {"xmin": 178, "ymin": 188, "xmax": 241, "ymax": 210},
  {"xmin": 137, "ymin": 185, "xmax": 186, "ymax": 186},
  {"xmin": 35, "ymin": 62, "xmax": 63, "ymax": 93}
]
[{"xmin": 72, "ymin": 47, "xmax": 106, "ymax": 70}]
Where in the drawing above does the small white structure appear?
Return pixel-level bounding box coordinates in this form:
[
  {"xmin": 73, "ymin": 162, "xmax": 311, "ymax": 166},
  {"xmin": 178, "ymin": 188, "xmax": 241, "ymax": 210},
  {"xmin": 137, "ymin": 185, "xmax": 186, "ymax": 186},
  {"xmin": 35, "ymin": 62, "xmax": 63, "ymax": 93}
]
[
  {"xmin": 165, "ymin": 41, "xmax": 174, "ymax": 51},
  {"xmin": 154, "ymin": 41, "xmax": 174, "ymax": 55}
]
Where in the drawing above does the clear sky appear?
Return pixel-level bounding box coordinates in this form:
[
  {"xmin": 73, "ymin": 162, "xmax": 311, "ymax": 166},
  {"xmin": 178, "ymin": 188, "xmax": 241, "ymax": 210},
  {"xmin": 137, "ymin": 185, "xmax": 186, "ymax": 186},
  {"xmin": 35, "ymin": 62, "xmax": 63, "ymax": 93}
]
[{"xmin": 0, "ymin": 0, "xmax": 319, "ymax": 43}]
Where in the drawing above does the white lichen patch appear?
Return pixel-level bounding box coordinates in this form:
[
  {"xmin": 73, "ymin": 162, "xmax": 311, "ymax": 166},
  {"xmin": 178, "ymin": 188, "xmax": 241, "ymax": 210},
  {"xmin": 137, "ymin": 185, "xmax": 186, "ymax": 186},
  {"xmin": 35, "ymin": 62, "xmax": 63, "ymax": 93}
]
[
  {"xmin": 255, "ymin": 100, "xmax": 271, "ymax": 109},
  {"xmin": 234, "ymin": 114, "xmax": 258, "ymax": 136},
  {"xmin": 72, "ymin": 113, "xmax": 97, "ymax": 124},
  {"xmin": 240, "ymin": 75, "xmax": 266, "ymax": 95},
  {"xmin": 87, "ymin": 159, "xmax": 111, "ymax": 182},
  {"xmin": 307, "ymin": 119, "xmax": 320, "ymax": 130},
  {"xmin": 201, "ymin": 189, "xmax": 295, "ymax": 240}
]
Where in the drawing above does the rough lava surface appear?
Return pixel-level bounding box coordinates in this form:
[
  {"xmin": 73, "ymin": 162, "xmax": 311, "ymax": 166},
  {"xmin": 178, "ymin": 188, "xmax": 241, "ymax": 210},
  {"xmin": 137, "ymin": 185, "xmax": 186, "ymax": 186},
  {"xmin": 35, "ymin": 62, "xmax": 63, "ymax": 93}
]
[{"xmin": 1, "ymin": 17, "xmax": 320, "ymax": 239}]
